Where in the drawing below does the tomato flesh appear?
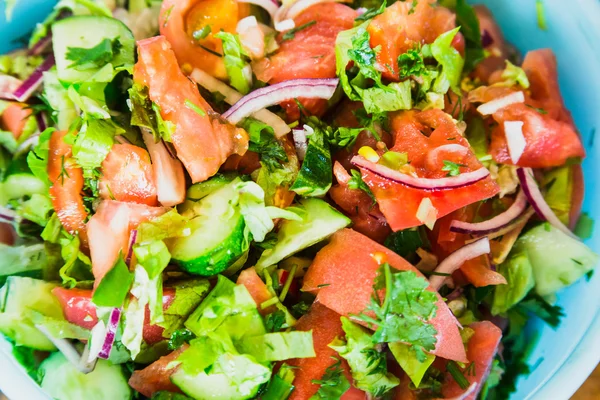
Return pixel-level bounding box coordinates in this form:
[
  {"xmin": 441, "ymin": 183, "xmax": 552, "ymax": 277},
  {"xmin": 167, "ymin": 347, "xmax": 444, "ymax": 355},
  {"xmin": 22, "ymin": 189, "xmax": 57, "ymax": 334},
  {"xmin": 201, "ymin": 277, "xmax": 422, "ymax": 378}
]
[
  {"xmin": 360, "ymin": 110, "xmax": 499, "ymax": 231},
  {"xmin": 1, "ymin": 102, "xmax": 31, "ymax": 139},
  {"xmin": 236, "ymin": 267, "xmax": 276, "ymax": 315},
  {"xmin": 48, "ymin": 130, "xmax": 89, "ymax": 244},
  {"xmin": 134, "ymin": 36, "xmax": 249, "ymax": 183},
  {"xmin": 302, "ymin": 228, "xmax": 468, "ymax": 362},
  {"xmin": 100, "ymin": 143, "xmax": 158, "ymax": 206},
  {"xmin": 128, "ymin": 345, "xmax": 188, "ymax": 398}
]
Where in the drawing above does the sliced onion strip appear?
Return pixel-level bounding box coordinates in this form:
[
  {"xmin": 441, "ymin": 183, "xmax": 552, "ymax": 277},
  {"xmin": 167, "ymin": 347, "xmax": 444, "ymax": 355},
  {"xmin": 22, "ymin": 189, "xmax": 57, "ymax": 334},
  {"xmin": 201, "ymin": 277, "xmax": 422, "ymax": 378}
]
[
  {"xmin": 222, "ymin": 77, "xmax": 338, "ymax": 125},
  {"xmin": 125, "ymin": 229, "xmax": 138, "ymax": 266},
  {"xmin": 13, "ymin": 54, "xmax": 55, "ymax": 102},
  {"xmin": 237, "ymin": 0, "xmax": 279, "ymax": 21},
  {"xmin": 28, "ymin": 33, "xmax": 53, "ymax": 56},
  {"xmin": 517, "ymin": 167, "xmax": 578, "ymax": 239},
  {"xmin": 35, "ymin": 324, "xmax": 95, "ymax": 374},
  {"xmin": 352, "ymin": 156, "xmax": 490, "ymax": 191},
  {"xmin": 476, "ymin": 91, "xmax": 524, "ymax": 115},
  {"xmin": 98, "ymin": 308, "xmax": 121, "ymax": 359},
  {"xmin": 190, "ymin": 68, "xmax": 291, "ymax": 137},
  {"xmin": 450, "ymin": 190, "xmax": 528, "ymax": 236},
  {"xmin": 504, "ymin": 120, "xmax": 526, "ymax": 163},
  {"xmin": 429, "ymin": 237, "xmax": 491, "ymax": 290}
]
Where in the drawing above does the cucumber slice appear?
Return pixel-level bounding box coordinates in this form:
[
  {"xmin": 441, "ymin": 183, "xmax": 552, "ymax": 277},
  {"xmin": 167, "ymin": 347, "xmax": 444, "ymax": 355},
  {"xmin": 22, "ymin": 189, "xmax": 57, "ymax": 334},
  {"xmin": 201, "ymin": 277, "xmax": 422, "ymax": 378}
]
[
  {"xmin": 40, "ymin": 352, "xmax": 132, "ymax": 400},
  {"xmin": 0, "ymin": 277, "xmax": 62, "ymax": 350},
  {"xmin": 169, "ymin": 180, "xmax": 248, "ymax": 276},
  {"xmin": 52, "ymin": 16, "xmax": 134, "ymax": 83},
  {"xmin": 186, "ymin": 173, "xmax": 237, "ymax": 200},
  {"xmin": 256, "ymin": 198, "xmax": 351, "ymax": 270}
]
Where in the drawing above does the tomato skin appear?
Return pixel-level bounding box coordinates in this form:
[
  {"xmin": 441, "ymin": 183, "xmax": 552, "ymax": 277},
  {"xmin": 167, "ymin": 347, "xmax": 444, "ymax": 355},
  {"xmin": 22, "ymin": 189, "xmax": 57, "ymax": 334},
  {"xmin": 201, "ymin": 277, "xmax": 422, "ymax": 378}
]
[
  {"xmin": 441, "ymin": 321, "xmax": 502, "ymax": 400},
  {"xmin": 87, "ymin": 201, "xmax": 167, "ymax": 282},
  {"xmin": 221, "ymin": 151, "xmax": 261, "ymax": 175},
  {"xmin": 52, "ymin": 287, "xmax": 176, "ymax": 344},
  {"xmin": 128, "ymin": 344, "xmax": 188, "ymax": 398},
  {"xmin": 134, "ymin": 36, "xmax": 249, "ymax": 183},
  {"xmin": 0, "ymin": 223, "xmax": 15, "ymax": 245},
  {"xmin": 1, "ymin": 103, "xmax": 31, "ymax": 139},
  {"xmin": 287, "ymin": 302, "xmax": 365, "ymax": 400},
  {"xmin": 368, "ymin": 0, "xmax": 457, "ymax": 81},
  {"xmin": 236, "ymin": 267, "xmax": 276, "ymax": 315},
  {"xmin": 159, "ymin": 0, "xmax": 249, "ymax": 79},
  {"xmin": 361, "ymin": 110, "xmax": 499, "ymax": 231},
  {"xmin": 302, "ymin": 228, "xmax": 468, "ymax": 362},
  {"xmin": 48, "ymin": 130, "xmax": 89, "ymax": 244},
  {"xmin": 254, "ymin": 3, "xmax": 357, "ymax": 120},
  {"xmin": 100, "ymin": 144, "xmax": 158, "ymax": 206}
]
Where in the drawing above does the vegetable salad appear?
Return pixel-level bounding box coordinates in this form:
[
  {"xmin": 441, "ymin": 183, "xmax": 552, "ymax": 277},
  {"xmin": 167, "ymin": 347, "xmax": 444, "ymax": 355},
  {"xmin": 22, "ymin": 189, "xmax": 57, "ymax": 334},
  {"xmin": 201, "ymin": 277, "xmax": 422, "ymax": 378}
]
[{"xmin": 0, "ymin": 0, "xmax": 596, "ymax": 399}]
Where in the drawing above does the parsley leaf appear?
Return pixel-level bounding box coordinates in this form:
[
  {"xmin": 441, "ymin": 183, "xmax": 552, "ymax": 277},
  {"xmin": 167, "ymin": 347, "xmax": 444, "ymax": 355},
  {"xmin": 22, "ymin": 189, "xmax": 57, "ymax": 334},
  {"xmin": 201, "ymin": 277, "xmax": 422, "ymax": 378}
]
[
  {"xmin": 310, "ymin": 358, "xmax": 351, "ymax": 399},
  {"xmin": 241, "ymin": 118, "xmax": 288, "ymax": 172},
  {"xmin": 515, "ymin": 292, "xmax": 564, "ymax": 328},
  {"xmin": 282, "ymin": 20, "xmax": 316, "ymax": 41},
  {"xmin": 66, "ymin": 38, "xmax": 122, "ymax": 71},
  {"xmin": 348, "ymin": 26, "xmax": 382, "ymax": 86},
  {"xmin": 442, "ymin": 160, "xmax": 465, "ymax": 177},
  {"xmin": 354, "ymin": 0, "xmax": 387, "ymax": 22},
  {"xmin": 265, "ymin": 310, "xmax": 287, "ymax": 332},
  {"xmin": 328, "ymin": 127, "xmax": 363, "ymax": 148},
  {"xmin": 348, "ymin": 169, "xmax": 376, "ymax": 204},
  {"xmin": 356, "ymin": 264, "xmax": 438, "ymax": 362},
  {"xmin": 168, "ymin": 328, "xmax": 196, "ymax": 350},
  {"xmin": 398, "ymin": 47, "xmax": 427, "ymax": 79}
]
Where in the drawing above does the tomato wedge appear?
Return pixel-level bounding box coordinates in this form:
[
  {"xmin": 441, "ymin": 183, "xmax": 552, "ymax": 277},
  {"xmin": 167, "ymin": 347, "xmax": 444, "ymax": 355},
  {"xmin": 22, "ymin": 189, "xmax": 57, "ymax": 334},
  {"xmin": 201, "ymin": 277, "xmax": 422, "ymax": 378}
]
[
  {"xmin": 52, "ymin": 286, "xmax": 175, "ymax": 345},
  {"xmin": 302, "ymin": 228, "xmax": 468, "ymax": 362},
  {"xmin": 441, "ymin": 321, "xmax": 502, "ymax": 399},
  {"xmin": 99, "ymin": 143, "xmax": 158, "ymax": 206},
  {"xmin": 236, "ymin": 267, "xmax": 276, "ymax": 315},
  {"xmin": 368, "ymin": 0, "xmax": 460, "ymax": 81},
  {"xmin": 129, "ymin": 345, "xmax": 188, "ymax": 398},
  {"xmin": 359, "ymin": 110, "xmax": 499, "ymax": 231},
  {"xmin": 48, "ymin": 130, "xmax": 89, "ymax": 244},
  {"xmin": 159, "ymin": 0, "xmax": 249, "ymax": 79},
  {"xmin": 254, "ymin": 3, "xmax": 357, "ymax": 120},
  {"xmin": 287, "ymin": 302, "xmax": 365, "ymax": 400},
  {"xmin": 1, "ymin": 102, "xmax": 31, "ymax": 139},
  {"xmin": 87, "ymin": 200, "xmax": 167, "ymax": 282},
  {"xmin": 134, "ymin": 36, "xmax": 249, "ymax": 183}
]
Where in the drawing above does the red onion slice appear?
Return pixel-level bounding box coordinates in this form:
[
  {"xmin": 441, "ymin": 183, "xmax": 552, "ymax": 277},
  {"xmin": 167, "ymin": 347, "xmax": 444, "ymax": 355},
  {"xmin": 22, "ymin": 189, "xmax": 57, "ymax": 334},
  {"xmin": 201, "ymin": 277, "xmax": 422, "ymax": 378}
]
[
  {"xmin": 429, "ymin": 237, "xmax": 491, "ymax": 291},
  {"xmin": 351, "ymin": 156, "xmax": 491, "ymax": 191},
  {"xmin": 222, "ymin": 78, "xmax": 338, "ymax": 124},
  {"xmin": 292, "ymin": 127, "xmax": 308, "ymax": 161},
  {"xmin": 0, "ymin": 74, "xmax": 22, "ymax": 100},
  {"xmin": 0, "ymin": 206, "xmax": 18, "ymax": 224},
  {"xmin": 517, "ymin": 167, "xmax": 578, "ymax": 239},
  {"xmin": 35, "ymin": 324, "xmax": 95, "ymax": 374},
  {"xmin": 13, "ymin": 54, "xmax": 55, "ymax": 103},
  {"xmin": 450, "ymin": 190, "xmax": 528, "ymax": 236},
  {"xmin": 125, "ymin": 230, "xmax": 138, "ymax": 266},
  {"xmin": 28, "ymin": 33, "xmax": 53, "ymax": 56},
  {"xmin": 98, "ymin": 308, "xmax": 121, "ymax": 359},
  {"xmin": 237, "ymin": 0, "xmax": 279, "ymax": 21}
]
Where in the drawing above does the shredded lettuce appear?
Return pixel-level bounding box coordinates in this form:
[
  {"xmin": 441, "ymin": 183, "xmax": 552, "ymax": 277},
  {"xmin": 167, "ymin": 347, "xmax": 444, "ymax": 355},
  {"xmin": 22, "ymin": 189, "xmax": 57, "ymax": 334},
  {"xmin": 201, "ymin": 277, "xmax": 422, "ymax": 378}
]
[
  {"xmin": 122, "ymin": 265, "xmax": 151, "ymax": 359},
  {"xmin": 42, "ymin": 71, "xmax": 78, "ymax": 131},
  {"xmin": 543, "ymin": 166, "xmax": 572, "ymax": 225},
  {"xmin": 389, "ymin": 341, "xmax": 435, "ymax": 388},
  {"xmin": 500, "ymin": 61, "xmax": 531, "ymax": 89},
  {"xmin": 261, "ymin": 363, "xmax": 295, "ymax": 400},
  {"xmin": 290, "ymin": 121, "xmax": 332, "ymax": 197},
  {"xmin": 92, "ymin": 256, "xmax": 134, "ymax": 308},
  {"xmin": 428, "ymin": 27, "xmax": 464, "ymax": 94},
  {"xmin": 129, "ymin": 83, "xmax": 175, "ymax": 142},
  {"xmin": 239, "ymin": 331, "xmax": 315, "ymax": 362},
  {"xmin": 0, "ymin": 243, "xmax": 45, "ymax": 284},
  {"xmin": 330, "ymin": 317, "xmax": 399, "ymax": 396},
  {"xmin": 215, "ymin": 32, "xmax": 252, "ymax": 94}
]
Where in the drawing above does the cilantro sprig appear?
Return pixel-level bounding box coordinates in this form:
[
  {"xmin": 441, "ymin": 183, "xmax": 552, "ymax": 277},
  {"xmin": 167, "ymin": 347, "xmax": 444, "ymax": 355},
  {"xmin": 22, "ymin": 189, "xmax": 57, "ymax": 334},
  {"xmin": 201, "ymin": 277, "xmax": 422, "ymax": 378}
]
[
  {"xmin": 348, "ymin": 169, "xmax": 376, "ymax": 204},
  {"xmin": 442, "ymin": 160, "xmax": 466, "ymax": 177},
  {"xmin": 356, "ymin": 264, "xmax": 438, "ymax": 362},
  {"xmin": 310, "ymin": 358, "xmax": 351, "ymax": 399}
]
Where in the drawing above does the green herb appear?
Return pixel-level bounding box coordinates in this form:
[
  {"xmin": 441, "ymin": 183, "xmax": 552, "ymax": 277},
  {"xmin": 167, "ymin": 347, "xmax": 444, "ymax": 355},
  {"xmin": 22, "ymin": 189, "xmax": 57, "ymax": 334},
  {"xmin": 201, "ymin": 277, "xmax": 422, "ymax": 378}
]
[
  {"xmin": 168, "ymin": 329, "xmax": 196, "ymax": 350},
  {"xmin": 310, "ymin": 358, "xmax": 351, "ymax": 400},
  {"xmin": 446, "ymin": 361, "xmax": 470, "ymax": 390},
  {"xmin": 354, "ymin": 0, "xmax": 386, "ymax": 22},
  {"xmin": 242, "ymin": 118, "xmax": 288, "ymax": 171},
  {"xmin": 290, "ymin": 120, "xmax": 333, "ymax": 197},
  {"xmin": 536, "ymin": 0, "xmax": 547, "ymax": 30},
  {"xmin": 574, "ymin": 213, "xmax": 594, "ymax": 240},
  {"xmin": 66, "ymin": 38, "xmax": 122, "ymax": 71},
  {"xmin": 11, "ymin": 342, "xmax": 42, "ymax": 383},
  {"xmin": 329, "ymin": 127, "xmax": 363, "ymax": 148},
  {"xmin": 265, "ymin": 310, "xmax": 286, "ymax": 332},
  {"xmin": 525, "ymin": 104, "xmax": 548, "ymax": 114},
  {"xmin": 291, "ymin": 301, "xmax": 311, "ymax": 318},
  {"xmin": 282, "ymin": 20, "xmax": 317, "ymax": 41},
  {"xmin": 348, "ymin": 169, "xmax": 376, "ymax": 204},
  {"xmin": 184, "ymin": 99, "xmax": 206, "ymax": 116},
  {"xmin": 356, "ymin": 265, "xmax": 438, "ymax": 361},
  {"xmin": 163, "ymin": 5, "xmax": 174, "ymax": 27},
  {"xmin": 317, "ymin": 283, "xmax": 331, "ymax": 288},
  {"xmin": 442, "ymin": 160, "xmax": 466, "ymax": 177},
  {"xmin": 398, "ymin": 47, "xmax": 427, "ymax": 79},
  {"xmin": 262, "ymin": 364, "xmax": 296, "ymax": 400},
  {"xmin": 193, "ymin": 25, "xmax": 212, "ymax": 41},
  {"xmin": 586, "ymin": 270, "xmax": 594, "ymax": 281},
  {"xmin": 214, "ymin": 32, "xmax": 251, "ymax": 94},
  {"xmin": 408, "ymin": 0, "xmax": 418, "ymax": 15},
  {"xmin": 452, "ymin": 0, "xmax": 485, "ymax": 72},
  {"xmin": 199, "ymin": 45, "xmax": 223, "ymax": 57},
  {"xmin": 384, "ymin": 228, "xmax": 424, "ymax": 263},
  {"xmin": 516, "ymin": 292, "xmax": 564, "ymax": 328},
  {"xmin": 348, "ymin": 26, "xmax": 382, "ymax": 86},
  {"xmin": 92, "ymin": 255, "xmax": 134, "ymax": 307}
]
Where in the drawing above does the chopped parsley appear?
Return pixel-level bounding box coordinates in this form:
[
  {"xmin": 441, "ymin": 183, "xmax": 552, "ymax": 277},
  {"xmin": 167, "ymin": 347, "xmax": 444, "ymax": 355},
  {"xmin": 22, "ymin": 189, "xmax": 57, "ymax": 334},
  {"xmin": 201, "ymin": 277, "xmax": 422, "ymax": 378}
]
[
  {"xmin": 66, "ymin": 37, "xmax": 121, "ymax": 71},
  {"xmin": 348, "ymin": 27, "xmax": 382, "ymax": 86},
  {"xmin": 311, "ymin": 358, "xmax": 351, "ymax": 399},
  {"xmin": 168, "ymin": 329, "xmax": 195, "ymax": 350},
  {"xmin": 355, "ymin": 0, "xmax": 387, "ymax": 22},
  {"xmin": 265, "ymin": 310, "xmax": 286, "ymax": 332},
  {"xmin": 356, "ymin": 264, "xmax": 438, "ymax": 361},
  {"xmin": 348, "ymin": 169, "xmax": 376, "ymax": 204},
  {"xmin": 184, "ymin": 99, "xmax": 206, "ymax": 117},
  {"xmin": 282, "ymin": 20, "xmax": 316, "ymax": 42},
  {"xmin": 242, "ymin": 118, "xmax": 288, "ymax": 172},
  {"xmin": 536, "ymin": 0, "xmax": 547, "ymax": 31},
  {"xmin": 163, "ymin": 5, "xmax": 174, "ymax": 28},
  {"xmin": 398, "ymin": 47, "xmax": 427, "ymax": 79},
  {"xmin": 447, "ymin": 361, "xmax": 470, "ymax": 390},
  {"xmin": 442, "ymin": 160, "xmax": 466, "ymax": 177},
  {"xmin": 408, "ymin": 0, "xmax": 418, "ymax": 15},
  {"xmin": 193, "ymin": 25, "xmax": 212, "ymax": 41}
]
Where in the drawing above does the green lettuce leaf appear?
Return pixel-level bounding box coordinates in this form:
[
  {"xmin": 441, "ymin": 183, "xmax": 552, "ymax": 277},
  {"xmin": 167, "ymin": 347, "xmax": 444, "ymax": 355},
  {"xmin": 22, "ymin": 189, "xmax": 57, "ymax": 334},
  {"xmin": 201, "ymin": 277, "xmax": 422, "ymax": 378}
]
[
  {"xmin": 261, "ymin": 363, "xmax": 295, "ymax": 400},
  {"xmin": 239, "ymin": 331, "xmax": 315, "ymax": 362},
  {"xmin": 72, "ymin": 118, "xmax": 122, "ymax": 174},
  {"xmin": 162, "ymin": 279, "xmax": 211, "ymax": 339},
  {"xmin": 92, "ymin": 256, "xmax": 134, "ymax": 308},
  {"xmin": 389, "ymin": 342, "xmax": 435, "ymax": 388},
  {"xmin": 429, "ymin": 27, "xmax": 464, "ymax": 94},
  {"xmin": 290, "ymin": 121, "xmax": 332, "ymax": 197},
  {"xmin": 214, "ymin": 32, "xmax": 251, "ymax": 94}
]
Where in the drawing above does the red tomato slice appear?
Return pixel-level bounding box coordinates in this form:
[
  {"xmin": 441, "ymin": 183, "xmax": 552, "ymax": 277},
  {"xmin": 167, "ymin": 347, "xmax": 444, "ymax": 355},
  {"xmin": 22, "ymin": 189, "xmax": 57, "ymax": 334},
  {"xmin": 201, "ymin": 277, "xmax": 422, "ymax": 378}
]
[
  {"xmin": 236, "ymin": 267, "xmax": 276, "ymax": 315},
  {"xmin": 330, "ymin": 161, "xmax": 391, "ymax": 243},
  {"xmin": 1, "ymin": 102, "xmax": 31, "ymax": 139},
  {"xmin": 159, "ymin": 0, "xmax": 249, "ymax": 79},
  {"xmin": 368, "ymin": 0, "xmax": 459, "ymax": 81},
  {"xmin": 302, "ymin": 229, "xmax": 468, "ymax": 362},
  {"xmin": 360, "ymin": 110, "xmax": 499, "ymax": 231},
  {"xmin": 99, "ymin": 143, "xmax": 158, "ymax": 206},
  {"xmin": 48, "ymin": 130, "xmax": 89, "ymax": 245},
  {"xmin": 254, "ymin": 3, "xmax": 357, "ymax": 120},
  {"xmin": 441, "ymin": 321, "xmax": 502, "ymax": 399},
  {"xmin": 51, "ymin": 286, "xmax": 175, "ymax": 345},
  {"xmin": 287, "ymin": 302, "xmax": 365, "ymax": 400},
  {"xmin": 134, "ymin": 36, "xmax": 248, "ymax": 183},
  {"xmin": 129, "ymin": 344, "xmax": 188, "ymax": 398},
  {"xmin": 87, "ymin": 201, "xmax": 167, "ymax": 282}
]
